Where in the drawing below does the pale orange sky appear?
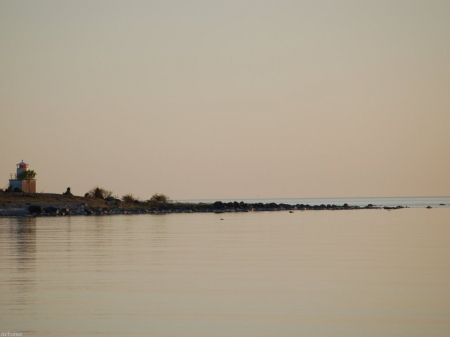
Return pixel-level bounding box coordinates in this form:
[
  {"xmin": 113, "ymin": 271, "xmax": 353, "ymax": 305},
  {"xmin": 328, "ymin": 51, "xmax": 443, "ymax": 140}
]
[{"xmin": 1, "ymin": 0, "xmax": 449, "ymax": 200}]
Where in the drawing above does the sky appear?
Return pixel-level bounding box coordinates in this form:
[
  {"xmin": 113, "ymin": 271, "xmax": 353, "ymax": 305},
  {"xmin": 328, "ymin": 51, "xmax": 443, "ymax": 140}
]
[{"xmin": 1, "ymin": 0, "xmax": 449, "ymax": 200}]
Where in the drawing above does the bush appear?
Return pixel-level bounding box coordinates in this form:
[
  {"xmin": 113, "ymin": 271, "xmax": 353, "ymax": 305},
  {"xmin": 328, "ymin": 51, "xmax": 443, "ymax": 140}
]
[
  {"xmin": 149, "ymin": 193, "xmax": 171, "ymax": 204},
  {"xmin": 86, "ymin": 186, "xmax": 115, "ymax": 199},
  {"xmin": 18, "ymin": 170, "xmax": 37, "ymax": 181},
  {"xmin": 122, "ymin": 194, "xmax": 136, "ymax": 203}
]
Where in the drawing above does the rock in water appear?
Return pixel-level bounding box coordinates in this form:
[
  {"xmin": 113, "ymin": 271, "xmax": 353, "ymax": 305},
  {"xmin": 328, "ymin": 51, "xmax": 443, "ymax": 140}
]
[
  {"xmin": 44, "ymin": 206, "xmax": 59, "ymax": 214},
  {"xmin": 28, "ymin": 205, "xmax": 43, "ymax": 214},
  {"xmin": 60, "ymin": 207, "xmax": 70, "ymax": 214}
]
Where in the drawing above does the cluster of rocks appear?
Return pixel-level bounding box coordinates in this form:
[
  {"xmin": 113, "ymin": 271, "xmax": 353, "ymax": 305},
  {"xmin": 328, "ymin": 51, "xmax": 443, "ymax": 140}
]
[
  {"xmin": 12, "ymin": 201, "xmax": 409, "ymax": 217},
  {"xmin": 211, "ymin": 201, "xmax": 406, "ymax": 212},
  {"xmin": 28, "ymin": 205, "xmax": 72, "ymax": 216}
]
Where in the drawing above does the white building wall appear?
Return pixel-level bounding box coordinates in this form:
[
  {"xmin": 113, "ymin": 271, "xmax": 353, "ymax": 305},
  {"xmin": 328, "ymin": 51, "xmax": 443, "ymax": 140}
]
[{"xmin": 9, "ymin": 180, "xmax": 23, "ymax": 190}]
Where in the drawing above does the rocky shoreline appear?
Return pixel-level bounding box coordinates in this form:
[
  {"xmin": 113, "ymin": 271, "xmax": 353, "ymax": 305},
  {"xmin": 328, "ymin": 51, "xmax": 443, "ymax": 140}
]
[{"xmin": 0, "ymin": 198, "xmax": 410, "ymax": 217}]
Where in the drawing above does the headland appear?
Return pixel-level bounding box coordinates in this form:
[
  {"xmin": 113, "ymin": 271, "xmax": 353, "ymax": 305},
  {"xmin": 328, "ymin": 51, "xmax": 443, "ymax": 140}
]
[{"xmin": 0, "ymin": 191, "xmax": 410, "ymax": 217}]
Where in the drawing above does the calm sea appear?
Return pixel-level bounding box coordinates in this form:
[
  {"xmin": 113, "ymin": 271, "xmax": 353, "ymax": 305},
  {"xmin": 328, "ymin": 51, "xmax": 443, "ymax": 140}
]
[
  {"xmin": 181, "ymin": 196, "xmax": 450, "ymax": 208},
  {"xmin": 1, "ymin": 203, "xmax": 450, "ymax": 336}
]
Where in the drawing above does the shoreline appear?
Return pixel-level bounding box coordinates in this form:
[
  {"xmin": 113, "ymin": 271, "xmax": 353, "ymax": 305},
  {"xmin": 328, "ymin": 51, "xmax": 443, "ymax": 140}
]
[{"xmin": 0, "ymin": 192, "xmax": 439, "ymax": 217}]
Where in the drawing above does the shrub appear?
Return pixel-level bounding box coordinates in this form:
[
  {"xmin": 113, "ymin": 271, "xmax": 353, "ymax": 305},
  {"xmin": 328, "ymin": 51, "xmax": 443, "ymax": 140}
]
[
  {"xmin": 94, "ymin": 188, "xmax": 103, "ymax": 199},
  {"xmin": 149, "ymin": 193, "xmax": 171, "ymax": 204},
  {"xmin": 86, "ymin": 186, "xmax": 115, "ymax": 199},
  {"xmin": 122, "ymin": 194, "xmax": 136, "ymax": 203},
  {"xmin": 18, "ymin": 170, "xmax": 37, "ymax": 181}
]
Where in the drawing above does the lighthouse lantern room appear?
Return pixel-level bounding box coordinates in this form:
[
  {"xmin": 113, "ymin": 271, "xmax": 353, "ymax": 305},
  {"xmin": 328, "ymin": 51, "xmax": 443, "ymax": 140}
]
[{"xmin": 9, "ymin": 160, "xmax": 36, "ymax": 193}]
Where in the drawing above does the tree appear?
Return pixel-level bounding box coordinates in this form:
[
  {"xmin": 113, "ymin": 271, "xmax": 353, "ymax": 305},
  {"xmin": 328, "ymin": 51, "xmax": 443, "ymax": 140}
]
[
  {"xmin": 17, "ymin": 170, "xmax": 37, "ymax": 182},
  {"xmin": 17, "ymin": 170, "xmax": 36, "ymax": 193},
  {"xmin": 149, "ymin": 193, "xmax": 171, "ymax": 204}
]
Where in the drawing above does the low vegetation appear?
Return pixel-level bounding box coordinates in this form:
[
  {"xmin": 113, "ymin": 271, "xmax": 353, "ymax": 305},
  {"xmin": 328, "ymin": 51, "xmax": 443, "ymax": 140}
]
[
  {"xmin": 86, "ymin": 186, "xmax": 115, "ymax": 199},
  {"xmin": 0, "ymin": 188, "xmax": 174, "ymax": 212},
  {"xmin": 148, "ymin": 193, "xmax": 171, "ymax": 204},
  {"xmin": 122, "ymin": 194, "xmax": 136, "ymax": 203},
  {"xmin": 82, "ymin": 186, "xmax": 172, "ymax": 207}
]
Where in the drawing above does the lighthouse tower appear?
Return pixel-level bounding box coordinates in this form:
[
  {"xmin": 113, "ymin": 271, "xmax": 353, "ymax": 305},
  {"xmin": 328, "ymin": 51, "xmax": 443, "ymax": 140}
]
[{"xmin": 9, "ymin": 160, "xmax": 36, "ymax": 193}]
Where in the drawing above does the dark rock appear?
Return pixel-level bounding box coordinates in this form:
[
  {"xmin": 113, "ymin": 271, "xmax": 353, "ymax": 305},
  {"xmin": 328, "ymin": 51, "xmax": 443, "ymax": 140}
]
[
  {"xmin": 28, "ymin": 205, "xmax": 43, "ymax": 214},
  {"xmin": 63, "ymin": 187, "xmax": 73, "ymax": 196},
  {"xmin": 427, "ymin": 206, "xmax": 432, "ymax": 209},
  {"xmin": 239, "ymin": 201, "xmax": 248, "ymax": 208},
  {"xmin": 44, "ymin": 206, "xmax": 59, "ymax": 214},
  {"xmin": 280, "ymin": 203, "xmax": 292, "ymax": 210}
]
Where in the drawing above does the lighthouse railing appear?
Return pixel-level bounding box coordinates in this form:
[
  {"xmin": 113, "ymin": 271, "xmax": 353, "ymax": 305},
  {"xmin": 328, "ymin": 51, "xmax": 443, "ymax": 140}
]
[{"xmin": 10, "ymin": 173, "xmax": 17, "ymax": 179}]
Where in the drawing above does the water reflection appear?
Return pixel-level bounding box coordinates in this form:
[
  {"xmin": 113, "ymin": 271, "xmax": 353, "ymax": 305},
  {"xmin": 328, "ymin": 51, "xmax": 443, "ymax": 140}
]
[
  {"xmin": 1, "ymin": 210, "xmax": 450, "ymax": 337},
  {"xmin": 0, "ymin": 217, "xmax": 37, "ymax": 316}
]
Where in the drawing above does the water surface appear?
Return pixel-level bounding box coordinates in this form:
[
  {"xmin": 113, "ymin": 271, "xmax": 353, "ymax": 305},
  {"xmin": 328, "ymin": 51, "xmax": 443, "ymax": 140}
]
[{"xmin": 1, "ymin": 209, "xmax": 450, "ymax": 336}]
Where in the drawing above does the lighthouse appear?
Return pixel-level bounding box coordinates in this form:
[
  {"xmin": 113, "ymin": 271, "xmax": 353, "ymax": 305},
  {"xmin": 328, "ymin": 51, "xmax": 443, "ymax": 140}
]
[{"xmin": 9, "ymin": 160, "xmax": 37, "ymax": 193}]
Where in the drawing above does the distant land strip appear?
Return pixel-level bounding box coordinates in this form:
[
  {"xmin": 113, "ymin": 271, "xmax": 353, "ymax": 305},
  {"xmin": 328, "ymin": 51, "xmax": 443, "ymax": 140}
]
[{"xmin": 0, "ymin": 191, "xmax": 428, "ymax": 218}]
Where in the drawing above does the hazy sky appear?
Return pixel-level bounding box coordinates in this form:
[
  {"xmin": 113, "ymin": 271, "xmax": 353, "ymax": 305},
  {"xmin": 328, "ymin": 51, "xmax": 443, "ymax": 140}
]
[{"xmin": 1, "ymin": 0, "xmax": 449, "ymax": 200}]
